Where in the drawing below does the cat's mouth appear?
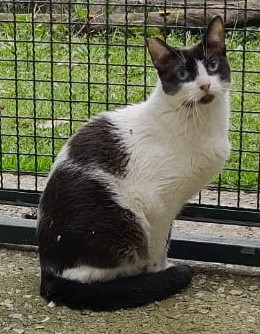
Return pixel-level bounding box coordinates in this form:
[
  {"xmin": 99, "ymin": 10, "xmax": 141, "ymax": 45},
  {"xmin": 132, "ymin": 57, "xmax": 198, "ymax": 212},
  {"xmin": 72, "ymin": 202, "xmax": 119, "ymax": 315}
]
[
  {"xmin": 199, "ymin": 94, "xmax": 215, "ymax": 104},
  {"xmin": 183, "ymin": 94, "xmax": 215, "ymax": 108}
]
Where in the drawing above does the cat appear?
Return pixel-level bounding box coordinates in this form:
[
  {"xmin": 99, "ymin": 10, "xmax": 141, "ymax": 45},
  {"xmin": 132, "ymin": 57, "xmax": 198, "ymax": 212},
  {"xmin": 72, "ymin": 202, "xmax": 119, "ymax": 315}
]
[{"xmin": 37, "ymin": 16, "xmax": 231, "ymax": 311}]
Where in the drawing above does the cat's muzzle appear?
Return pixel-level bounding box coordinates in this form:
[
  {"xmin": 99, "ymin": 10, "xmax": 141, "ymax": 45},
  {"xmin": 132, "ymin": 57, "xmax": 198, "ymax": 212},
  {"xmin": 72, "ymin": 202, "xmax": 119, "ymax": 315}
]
[{"xmin": 183, "ymin": 94, "xmax": 215, "ymax": 108}]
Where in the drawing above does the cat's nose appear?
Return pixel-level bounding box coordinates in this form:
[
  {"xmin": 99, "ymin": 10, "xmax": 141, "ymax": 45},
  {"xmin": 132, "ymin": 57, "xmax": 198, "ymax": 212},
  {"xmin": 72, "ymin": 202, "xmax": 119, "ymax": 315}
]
[{"xmin": 199, "ymin": 83, "xmax": 211, "ymax": 93}]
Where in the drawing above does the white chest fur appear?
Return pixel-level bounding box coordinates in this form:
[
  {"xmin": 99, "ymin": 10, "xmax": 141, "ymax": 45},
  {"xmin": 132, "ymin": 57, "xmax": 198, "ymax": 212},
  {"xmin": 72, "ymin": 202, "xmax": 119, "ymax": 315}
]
[{"xmin": 108, "ymin": 83, "xmax": 230, "ymax": 219}]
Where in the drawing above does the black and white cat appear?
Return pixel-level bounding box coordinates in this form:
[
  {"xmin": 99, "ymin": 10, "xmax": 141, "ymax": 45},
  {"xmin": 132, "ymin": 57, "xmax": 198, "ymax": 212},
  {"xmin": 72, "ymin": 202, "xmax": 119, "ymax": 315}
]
[{"xmin": 37, "ymin": 16, "xmax": 231, "ymax": 311}]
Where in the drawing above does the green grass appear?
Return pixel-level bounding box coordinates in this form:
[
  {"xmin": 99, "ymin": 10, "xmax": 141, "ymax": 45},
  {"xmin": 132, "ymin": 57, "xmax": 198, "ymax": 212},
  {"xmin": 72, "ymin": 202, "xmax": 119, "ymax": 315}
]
[{"xmin": 0, "ymin": 21, "xmax": 259, "ymax": 189}]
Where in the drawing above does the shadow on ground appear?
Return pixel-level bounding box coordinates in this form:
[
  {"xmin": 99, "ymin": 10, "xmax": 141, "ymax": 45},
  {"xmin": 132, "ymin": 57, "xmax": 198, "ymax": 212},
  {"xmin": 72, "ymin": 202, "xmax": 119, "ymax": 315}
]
[{"xmin": 0, "ymin": 249, "xmax": 259, "ymax": 334}]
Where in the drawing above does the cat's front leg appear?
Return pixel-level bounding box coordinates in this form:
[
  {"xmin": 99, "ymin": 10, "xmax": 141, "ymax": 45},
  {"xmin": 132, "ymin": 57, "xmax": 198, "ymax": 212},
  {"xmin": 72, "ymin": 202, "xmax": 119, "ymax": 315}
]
[{"xmin": 145, "ymin": 237, "xmax": 170, "ymax": 273}]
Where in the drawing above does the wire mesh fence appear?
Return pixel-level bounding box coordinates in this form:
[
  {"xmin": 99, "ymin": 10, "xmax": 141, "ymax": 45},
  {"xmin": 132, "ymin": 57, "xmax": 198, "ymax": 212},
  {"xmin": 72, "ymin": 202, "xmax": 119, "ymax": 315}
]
[{"xmin": 0, "ymin": 1, "xmax": 259, "ymax": 220}]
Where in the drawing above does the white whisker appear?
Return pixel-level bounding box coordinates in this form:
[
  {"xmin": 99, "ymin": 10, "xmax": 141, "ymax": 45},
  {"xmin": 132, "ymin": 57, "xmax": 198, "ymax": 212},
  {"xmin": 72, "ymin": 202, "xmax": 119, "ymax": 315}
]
[
  {"xmin": 194, "ymin": 100, "xmax": 207, "ymax": 130},
  {"xmin": 183, "ymin": 104, "xmax": 190, "ymax": 137},
  {"xmin": 191, "ymin": 100, "xmax": 200, "ymax": 135}
]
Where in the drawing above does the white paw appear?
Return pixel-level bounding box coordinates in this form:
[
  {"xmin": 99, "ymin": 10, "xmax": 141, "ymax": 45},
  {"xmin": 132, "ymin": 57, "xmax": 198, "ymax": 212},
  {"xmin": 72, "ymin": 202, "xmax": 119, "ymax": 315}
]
[{"xmin": 47, "ymin": 301, "xmax": 56, "ymax": 308}]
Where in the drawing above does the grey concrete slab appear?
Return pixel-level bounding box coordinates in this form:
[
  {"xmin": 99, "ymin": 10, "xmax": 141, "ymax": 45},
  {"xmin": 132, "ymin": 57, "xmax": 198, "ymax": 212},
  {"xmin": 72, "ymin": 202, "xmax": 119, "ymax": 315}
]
[{"xmin": 0, "ymin": 249, "xmax": 259, "ymax": 334}]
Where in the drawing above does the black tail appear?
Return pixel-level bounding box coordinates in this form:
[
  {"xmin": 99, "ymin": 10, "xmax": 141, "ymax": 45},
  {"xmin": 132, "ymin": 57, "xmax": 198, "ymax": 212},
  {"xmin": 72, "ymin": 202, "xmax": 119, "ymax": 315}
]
[{"xmin": 40, "ymin": 265, "xmax": 193, "ymax": 311}]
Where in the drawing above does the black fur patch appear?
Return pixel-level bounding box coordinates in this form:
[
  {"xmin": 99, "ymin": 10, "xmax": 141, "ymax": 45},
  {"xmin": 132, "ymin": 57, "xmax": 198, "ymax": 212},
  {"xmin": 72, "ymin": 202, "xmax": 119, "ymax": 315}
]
[
  {"xmin": 37, "ymin": 165, "xmax": 148, "ymax": 272},
  {"xmin": 40, "ymin": 265, "xmax": 193, "ymax": 311},
  {"xmin": 68, "ymin": 116, "xmax": 129, "ymax": 176}
]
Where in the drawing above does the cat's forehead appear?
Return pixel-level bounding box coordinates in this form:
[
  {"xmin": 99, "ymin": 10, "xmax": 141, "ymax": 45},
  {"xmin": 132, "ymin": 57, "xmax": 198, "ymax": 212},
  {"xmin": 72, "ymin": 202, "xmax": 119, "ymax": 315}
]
[{"xmin": 173, "ymin": 44, "xmax": 205, "ymax": 62}]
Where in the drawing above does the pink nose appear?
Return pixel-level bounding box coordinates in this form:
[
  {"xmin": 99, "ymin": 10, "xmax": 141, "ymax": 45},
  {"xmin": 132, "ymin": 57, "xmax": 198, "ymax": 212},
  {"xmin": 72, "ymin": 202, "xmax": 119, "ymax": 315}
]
[{"xmin": 200, "ymin": 83, "xmax": 211, "ymax": 93}]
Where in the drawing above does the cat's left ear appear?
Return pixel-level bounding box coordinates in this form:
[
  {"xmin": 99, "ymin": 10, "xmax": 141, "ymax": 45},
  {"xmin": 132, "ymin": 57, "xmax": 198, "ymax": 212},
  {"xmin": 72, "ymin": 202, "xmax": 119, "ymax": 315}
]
[{"xmin": 204, "ymin": 16, "xmax": 226, "ymax": 51}]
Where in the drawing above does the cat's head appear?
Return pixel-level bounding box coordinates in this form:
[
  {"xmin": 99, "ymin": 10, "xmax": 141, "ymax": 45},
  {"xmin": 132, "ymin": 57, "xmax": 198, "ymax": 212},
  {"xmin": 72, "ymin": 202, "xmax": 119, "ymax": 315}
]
[{"xmin": 147, "ymin": 16, "xmax": 231, "ymax": 106}]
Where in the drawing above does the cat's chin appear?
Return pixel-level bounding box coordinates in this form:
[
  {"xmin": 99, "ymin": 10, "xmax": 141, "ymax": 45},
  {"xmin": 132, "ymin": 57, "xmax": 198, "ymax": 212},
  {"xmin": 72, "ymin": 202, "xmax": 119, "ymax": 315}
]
[
  {"xmin": 183, "ymin": 94, "xmax": 215, "ymax": 108},
  {"xmin": 199, "ymin": 94, "xmax": 215, "ymax": 104}
]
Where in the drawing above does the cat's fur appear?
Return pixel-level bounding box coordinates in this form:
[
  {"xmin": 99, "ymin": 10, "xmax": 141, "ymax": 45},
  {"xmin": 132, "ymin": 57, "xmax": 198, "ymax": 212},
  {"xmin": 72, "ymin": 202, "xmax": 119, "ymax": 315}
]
[{"xmin": 37, "ymin": 16, "xmax": 231, "ymax": 311}]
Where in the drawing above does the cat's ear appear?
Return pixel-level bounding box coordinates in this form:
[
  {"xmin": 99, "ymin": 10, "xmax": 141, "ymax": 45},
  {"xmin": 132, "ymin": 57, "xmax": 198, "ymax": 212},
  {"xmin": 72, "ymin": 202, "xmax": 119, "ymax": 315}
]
[
  {"xmin": 146, "ymin": 38, "xmax": 174, "ymax": 73},
  {"xmin": 204, "ymin": 16, "xmax": 225, "ymax": 50}
]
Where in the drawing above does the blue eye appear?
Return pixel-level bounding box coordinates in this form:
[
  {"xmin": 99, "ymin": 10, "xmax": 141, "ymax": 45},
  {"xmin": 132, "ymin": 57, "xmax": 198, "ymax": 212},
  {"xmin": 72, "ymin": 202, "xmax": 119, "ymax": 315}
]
[
  {"xmin": 177, "ymin": 69, "xmax": 190, "ymax": 81},
  {"xmin": 207, "ymin": 60, "xmax": 219, "ymax": 73}
]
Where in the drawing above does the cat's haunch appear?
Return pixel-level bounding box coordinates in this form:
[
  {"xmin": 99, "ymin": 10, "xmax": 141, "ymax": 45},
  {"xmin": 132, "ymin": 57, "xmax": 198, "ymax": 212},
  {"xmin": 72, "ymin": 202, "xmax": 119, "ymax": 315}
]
[{"xmin": 37, "ymin": 16, "xmax": 231, "ymax": 311}]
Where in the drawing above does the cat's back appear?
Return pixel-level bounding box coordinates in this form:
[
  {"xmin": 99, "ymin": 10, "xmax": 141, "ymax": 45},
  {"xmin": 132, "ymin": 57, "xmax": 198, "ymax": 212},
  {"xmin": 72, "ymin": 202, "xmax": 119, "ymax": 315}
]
[
  {"xmin": 37, "ymin": 111, "xmax": 133, "ymax": 233},
  {"xmin": 37, "ymin": 111, "xmax": 149, "ymax": 273}
]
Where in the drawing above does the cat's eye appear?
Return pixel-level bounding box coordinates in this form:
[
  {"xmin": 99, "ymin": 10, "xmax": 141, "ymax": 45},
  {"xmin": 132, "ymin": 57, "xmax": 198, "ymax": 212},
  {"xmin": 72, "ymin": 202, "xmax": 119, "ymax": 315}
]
[
  {"xmin": 177, "ymin": 69, "xmax": 190, "ymax": 81},
  {"xmin": 207, "ymin": 60, "xmax": 219, "ymax": 73}
]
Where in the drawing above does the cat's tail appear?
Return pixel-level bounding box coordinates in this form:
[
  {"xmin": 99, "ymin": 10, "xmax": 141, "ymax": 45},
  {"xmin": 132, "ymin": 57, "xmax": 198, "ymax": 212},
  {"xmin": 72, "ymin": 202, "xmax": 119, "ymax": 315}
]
[{"xmin": 40, "ymin": 265, "xmax": 193, "ymax": 311}]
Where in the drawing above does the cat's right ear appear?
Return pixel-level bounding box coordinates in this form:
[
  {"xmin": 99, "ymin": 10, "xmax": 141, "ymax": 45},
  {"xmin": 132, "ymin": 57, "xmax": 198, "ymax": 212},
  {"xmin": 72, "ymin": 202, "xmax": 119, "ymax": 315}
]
[{"xmin": 146, "ymin": 38, "xmax": 173, "ymax": 73}]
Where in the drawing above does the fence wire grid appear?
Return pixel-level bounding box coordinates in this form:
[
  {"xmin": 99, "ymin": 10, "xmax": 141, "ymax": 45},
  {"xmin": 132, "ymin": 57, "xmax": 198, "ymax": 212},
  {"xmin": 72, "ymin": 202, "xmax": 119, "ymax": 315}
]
[{"xmin": 0, "ymin": 1, "xmax": 259, "ymax": 218}]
